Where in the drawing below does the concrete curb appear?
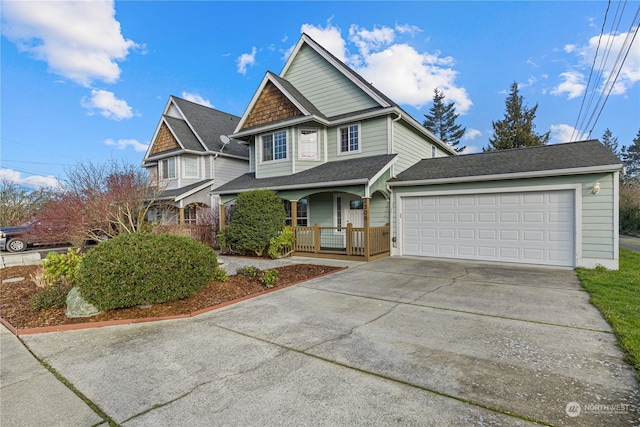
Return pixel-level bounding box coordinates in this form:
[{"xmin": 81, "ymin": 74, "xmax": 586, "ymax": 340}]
[{"xmin": 1, "ymin": 252, "xmax": 42, "ymax": 268}]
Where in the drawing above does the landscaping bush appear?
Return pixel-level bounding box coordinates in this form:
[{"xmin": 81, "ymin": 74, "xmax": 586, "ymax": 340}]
[
  {"xmin": 31, "ymin": 283, "xmax": 72, "ymax": 311},
  {"xmin": 223, "ymin": 190, "xmax": 286, "ymax": 256},
  {"xmin": 268, "ymin": 226, "xmax": 295, "ymax": 259},
  {"xmin": 41, "ymin": 248, "xmax": 83, "ymax": 286},
  {"xmin": 237, "ymin": 265, "xmax": 261, "ymax": 278},
  {"xmin": 75, "ymin": 233, "xmax": 220, "ymax": 311},
  {"xmin": 260, "ymin": 269, "xmax": 278, "ymax": 288}
]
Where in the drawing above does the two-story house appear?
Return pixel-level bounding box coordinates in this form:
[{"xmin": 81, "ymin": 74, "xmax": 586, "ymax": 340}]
[
  {"xmin": 213, "ymin": 33, "xmax": 455, "ymax": 260},
  {"xmin": 214, "ymin": 33, "xmax": 622, "ymax": 269},
  {"xmin": 142, "ymin": 96, "xmax": 249, "ymax": 225}
]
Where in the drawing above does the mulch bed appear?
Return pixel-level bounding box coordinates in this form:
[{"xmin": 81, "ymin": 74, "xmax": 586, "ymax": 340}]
[{"xmin": 0, "ymin": 263, "xmax": 341, "ymax": 332}]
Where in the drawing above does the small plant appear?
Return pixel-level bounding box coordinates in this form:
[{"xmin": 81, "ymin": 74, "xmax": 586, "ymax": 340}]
[
  {"xmin": 31, "ymin": 283, "xmax": 72, "ymax": 311},
  {"xmin": 260, "ymin": 269, "xmax": 279, "ymax": 288},
  {"xmin": 32, "ymin": 248, "xmax": 83, "ymax": 288},
  {"xmin": 213, "ymin": 268, "xmax": 228, "ymax": 282},
  {"xmin": 237, "ymin": 266, "xmax": 260, "ymax": 278},
  {"xmin": 268, "ymin": 226, "xmax": 295, "ymax": 259}
]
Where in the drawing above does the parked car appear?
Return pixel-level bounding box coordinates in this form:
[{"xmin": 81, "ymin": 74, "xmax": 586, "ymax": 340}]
[{"xmin": 0, "ymin": 220, "xmax": 71, "ymax": 252}]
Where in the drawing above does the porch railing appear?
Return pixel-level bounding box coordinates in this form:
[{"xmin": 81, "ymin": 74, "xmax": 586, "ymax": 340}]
[{"xmin": 293, "ymin": 223, "xmax": 390, "ymax": 261}]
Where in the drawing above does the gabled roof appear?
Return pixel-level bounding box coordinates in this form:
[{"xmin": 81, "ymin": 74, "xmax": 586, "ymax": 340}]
[
  {"xmin": 230, "ymin": 33, "xmax": 455, "ymax": 155},
  {"xmin": 213, "ymin": 154, "xmax": 397, "ymax": 194},
  {"xmin": 144, "ymin": 96, "xmax": 249, "ymax": 162},
  {"xmin": 156, "ymin": 179, "xmax": 215, "ymax": 202},
  {"xmin": 390, "ymin": 140, "xmax": 623, "ymax": 186}
]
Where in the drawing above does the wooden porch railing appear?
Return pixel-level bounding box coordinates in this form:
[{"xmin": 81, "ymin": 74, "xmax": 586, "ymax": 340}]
[{"xmin": 293, "ymin": 224, "xmax": 390, "ymax": 261}]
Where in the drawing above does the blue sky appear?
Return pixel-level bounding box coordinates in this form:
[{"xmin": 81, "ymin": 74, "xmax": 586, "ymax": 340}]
[{"xmin": 2, "ymin": 1, "xmax": 639, "ymax": 189}]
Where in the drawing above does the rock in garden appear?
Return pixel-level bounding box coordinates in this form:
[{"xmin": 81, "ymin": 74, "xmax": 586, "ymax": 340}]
[{"xmin": 65, "ymin": 287, "xmax": 101, "ymax": 318}]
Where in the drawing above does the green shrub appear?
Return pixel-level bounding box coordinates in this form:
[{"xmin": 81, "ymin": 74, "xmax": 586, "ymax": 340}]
[
  {"xmin": 260, "ymin": 269, "xmax": 278, "ymax": 288},
  {"xmin": 268, "ymin": 226, "xmax": 295, "ymax": 259},
  {"xmin": 31, "ymin": 283, "xmax": 71, "ymax": 311},
  {"xmin": 42, "ymin": 248, "xmax": 83, "ymax": 286},
  {"xmin": 76, "ymin": 233, "xmax": 220, "ymax": 311},
  {"xmin": 224, "ymin": 190, "xmax": 287, "ymax": 256},
  {"xmin": 620, "ymin": 184, "xmax": 640, "ymax": 236},
  {"xmin": 213, "ymin": 268, "xmax": 228, "ymax": 282},
  {"xmin": 237, "ymin": 266, "xmax": 260, "ymax": 278}
]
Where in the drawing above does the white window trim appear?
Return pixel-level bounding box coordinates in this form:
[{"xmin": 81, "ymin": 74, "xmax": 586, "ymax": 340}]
[
  {"xmin": 260, "ymin": 130, "xmax": 288, "ymax": 164},
  {"xmin": 298, "ymin": 128, "xmax": 319, "ymax": 160},
  {"xmin": 337, "ymin": 123, "xmax": 362, "ymax": 156}
]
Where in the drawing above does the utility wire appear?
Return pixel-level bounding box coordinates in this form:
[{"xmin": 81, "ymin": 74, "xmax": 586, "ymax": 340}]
[{"xmin": 571, "ymin": 0, "xmax": 611, "ymax": 142}]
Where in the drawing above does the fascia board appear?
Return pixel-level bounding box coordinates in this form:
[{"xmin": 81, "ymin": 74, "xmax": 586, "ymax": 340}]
[
  {"xmin": 231, "ymin": 107, "xmax": 400, "ymax": 141},
  {"xmin": 387, "ymin": 164, "xmax": 625, "ymax": 187},
  {"xmin": 174, "ymin": 180, "xmax": 216, "ymax": 202},
  {"xmin": 213, "ymin": 178, "xmax": 369, "ymax": 195},
  {"xmin": 233, "ymin": 74, "xmax": 271, "ymax": 134}
]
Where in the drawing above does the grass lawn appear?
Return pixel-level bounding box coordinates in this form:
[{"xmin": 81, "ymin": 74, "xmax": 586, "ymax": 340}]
[{"xmin": 576, "ymin": 249, "xmax": 640, "ymax": 380}]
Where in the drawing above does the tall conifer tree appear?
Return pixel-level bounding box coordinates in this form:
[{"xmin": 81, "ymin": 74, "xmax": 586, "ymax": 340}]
[{"xmin": 423, "ymin": 88, "xmax": 466, "ymax": 153}]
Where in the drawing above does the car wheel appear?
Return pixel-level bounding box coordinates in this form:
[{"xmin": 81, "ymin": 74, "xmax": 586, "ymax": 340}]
[{"xmin": 6, "ymin": 238, "xmax": 27, "ymax": 252}]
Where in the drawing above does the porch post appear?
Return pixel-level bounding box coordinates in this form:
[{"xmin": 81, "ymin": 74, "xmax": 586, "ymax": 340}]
[
  {"xmin": 219, "ymin": 204, "xmax": 226, "ymax": 229},
  {"xmin": 179, "ymin": 207, "xmax": 185, "ymax": 225},
  {"xmin": 291, "ymin": 200, "xmax": 298, "ymax": 250},
  {"xmin": 364, "ymin": 198, "xmax": 370, "ymax": 261}
]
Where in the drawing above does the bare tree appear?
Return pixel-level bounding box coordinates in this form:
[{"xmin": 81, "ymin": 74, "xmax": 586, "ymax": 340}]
[
  {"xmin": 40, "ymin": 160, "xmax": 166, "ymax": 245},
  {"xmin": 0, "ymin": 179, "xmax": 54, "ymax": 225}
]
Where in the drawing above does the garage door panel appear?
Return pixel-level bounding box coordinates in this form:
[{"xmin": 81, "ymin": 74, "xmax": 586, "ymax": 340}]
[{"xmin": 402, "ymin": 190, "xmax": 574, "ymax": 266}]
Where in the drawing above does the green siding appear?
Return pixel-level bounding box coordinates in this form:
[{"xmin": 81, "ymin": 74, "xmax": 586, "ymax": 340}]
[
  {"xmin": 283, "ymin": 45, "xmax": 378, "ymax": 117},
  {"xmin": 393, "ymin": 121, "xmax": 444, "ymax": 174},
  {"xmin": 327, "ymin": 117, "xmax": 389, "ymax": 161},
  {"xmin": 392, "ymin": 173, "xmax": 617, "ymax": 262},
  {"xmin": 309, "ymin": 192, "xmax": 333, "ymax": 226},
  {"xmin": 370, "ymin": 192, "xmax": 390, "ymax": 226}
]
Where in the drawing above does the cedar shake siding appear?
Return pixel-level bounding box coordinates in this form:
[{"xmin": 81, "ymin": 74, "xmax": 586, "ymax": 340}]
[
  {"xmin": 243, "ymin": 81, "xmax": 303, "ymax": 129},
  {"xmin": 152, "ymin": 123, "xmax": 180, "ymax": 154}
]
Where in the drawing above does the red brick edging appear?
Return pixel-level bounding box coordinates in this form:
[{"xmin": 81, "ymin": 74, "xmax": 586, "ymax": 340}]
[{"xmin": 1, "ymin": 266, "xmax": 347, "ymax": 336}]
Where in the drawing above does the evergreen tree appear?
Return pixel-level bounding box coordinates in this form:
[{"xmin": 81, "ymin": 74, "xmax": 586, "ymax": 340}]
[
  {"xmin": 621, "ymin": 129, "xmax": 640, "ymax": 184},
  {"xmin": 601, "ymin": 128, "xmax": 619, "ymax": 157},
  {"xmin": 423, "ymin": 88, "xmax": 467, "ymax": 153},
  {"xmin": 485, "ymin": 82, "xmax": 550, "ymax": 151}
]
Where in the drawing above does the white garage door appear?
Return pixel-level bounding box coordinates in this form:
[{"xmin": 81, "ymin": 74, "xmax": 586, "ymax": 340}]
[{"xmin": 402, "ymin": 190, "xmax": 575, "ymax": 267}]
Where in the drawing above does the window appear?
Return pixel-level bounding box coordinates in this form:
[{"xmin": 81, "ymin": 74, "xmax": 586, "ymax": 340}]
[
  {"xmin": 184, "ymin": 205, "xmax": 197, "ymax": 224},
  {"xmin": 161, "ymin": 158, "xmax": 176, "ymax": 179},
  {"xmin": 183, "ymin": 157, "xmax": 197, "ymax": 178},
  {"xmin": 299, "ymin": 129, "xmax": 318, "ymax": 160},
  {"xmin": 339, "ymin": 124, "xmax": 360, "ymax": 154},
  {"xmin": 262, "ymin": 130, "xmax": 287, "ymax": 162},
  {"xmin": 336, "ymin": 196, "xmax": 342, "ymax": 229},
  {"xmin": 349, "ymin": 200, "xmax": 363, "ymax": 210},
  {"xmin": 431, "ymin": 146, "xmax": 436, "ymax": 158},
  {"xmin": 284, "ymin": 198, "xmax": 308, "ymax": 227}
]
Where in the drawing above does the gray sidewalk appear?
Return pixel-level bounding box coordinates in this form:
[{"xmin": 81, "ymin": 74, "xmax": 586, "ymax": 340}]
[{"xmin": 0, "ymin": 326, "xmax": 104, "ymax": 426}]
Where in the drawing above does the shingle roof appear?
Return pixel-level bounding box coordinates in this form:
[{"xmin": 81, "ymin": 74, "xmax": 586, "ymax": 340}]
[
  {"xmin": 214, "ymin": 154, "xmax": 397, "ymax": 194},
  {"xmin": 171, "ymin": 97, "xmax": 249, "ymax": 158},
  {"xmin": 156, "ymin": 179, "xmax": 214, "ymax": 201},
  {"xmin": 392, "ymin": 140, "xmax": 623, "ymax": 183},
  {"xmin": 165, "ymin": 116, "xmax": 203, "ymax": 152},
  {"xmin": 268, "ymin": 72, "xmax": 327, "ymax": 120}
]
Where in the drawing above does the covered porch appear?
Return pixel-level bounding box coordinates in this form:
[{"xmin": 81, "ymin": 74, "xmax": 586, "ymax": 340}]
[{"xmin": 214, "ymin": 155, "xmax": 396, "ymax": 261}]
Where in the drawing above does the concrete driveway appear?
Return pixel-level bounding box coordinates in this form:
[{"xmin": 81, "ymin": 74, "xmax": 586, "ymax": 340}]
[{"xmin": 19, "ymin": 257, "xmax": 639, "ymax": 426}]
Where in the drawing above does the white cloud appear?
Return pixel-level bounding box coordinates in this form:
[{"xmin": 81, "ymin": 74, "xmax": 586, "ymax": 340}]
[
  {"xmin": 104, "ymin": 138, "xmax": 148, "ymax": 152},
  {"xmin": 564, "ymin": 44, "xmax": 577, "ymax": 53},
  {"xmin": 300, "ymin": 23, "xmax": 472, "ymax": 114},
  {"xmin": 549, "ymin": 124, "xmax": 589, "ymax": 143},
  {"xmin": 459, "ymin": 145, "xmax": 479, "ymax": 155},
  {"xmin": 551, "ymin": 71, "xmax": 586, "ymax": 99},
  {"xmin": 81, "ymin": 89, "xmax": 134, "ymax": 120},
  {"xmin": 1, "ymin": 0, "xmax": 138, "ymax": 86},
  {"xmin": 301, "ymin": 21, "xmax": 347, "ymax": 61},
  {"xmin": 463, "ymin": 129, "xmax": 482, "ymax": 140},
  {"xmin": 181, "ymin": 91, "xmax": 213, "ymax": 108},
  {"xmin": 562, "ymin": 30, "xmax": 640, "ymax": 96},
  {"xmin": 237, "ymin": 47, "xmax": 257, "ymax": 75},
  {"xmin": 0, "ymin": 168, "xmax": 61, "ymax": 190}
]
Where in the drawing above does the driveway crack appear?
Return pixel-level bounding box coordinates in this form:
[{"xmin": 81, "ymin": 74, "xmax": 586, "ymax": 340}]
[{"xmin": 302, "ymin": 302, "xmax": 400, "ymax": 352}]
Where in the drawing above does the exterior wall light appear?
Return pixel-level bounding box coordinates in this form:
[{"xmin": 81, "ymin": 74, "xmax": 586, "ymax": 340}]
[{"xmin": 592, "ymin": 182, "xmax": 601, "ymax": 194}]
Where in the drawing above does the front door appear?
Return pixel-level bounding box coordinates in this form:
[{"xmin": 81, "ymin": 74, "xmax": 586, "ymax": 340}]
[{"xmin": 346, "ymin": 197, "xmax": 364, "ymax": 248}]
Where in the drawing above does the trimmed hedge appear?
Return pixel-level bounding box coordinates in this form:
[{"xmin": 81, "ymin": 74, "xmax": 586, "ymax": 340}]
[{"xmin": 76, "ymin": 233, "xmax": 219, "ymax": 311}]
